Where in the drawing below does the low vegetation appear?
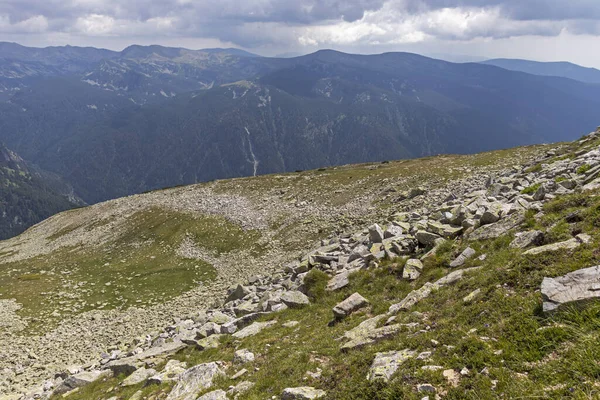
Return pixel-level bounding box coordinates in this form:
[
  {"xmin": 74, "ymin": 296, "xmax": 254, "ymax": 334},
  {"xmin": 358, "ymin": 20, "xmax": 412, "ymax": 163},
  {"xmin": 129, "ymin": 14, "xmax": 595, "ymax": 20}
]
[{"xmin": 63, "ymin": 188, "xmax": 600, "ymax": 399}]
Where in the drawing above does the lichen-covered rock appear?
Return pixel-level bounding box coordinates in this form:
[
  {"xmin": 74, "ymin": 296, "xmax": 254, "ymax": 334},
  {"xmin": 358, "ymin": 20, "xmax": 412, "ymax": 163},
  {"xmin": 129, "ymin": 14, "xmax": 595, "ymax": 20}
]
[
  {"xmin": 367, "ymin": 350, "xmax": 416, "ymax": 382},
  {"xmin": 402, "ymin": 259, "xmax": 423, "ymax": 281},
  {"xmin": 166, "ymin": 362, "xmax": 225, "ymax": 400}
]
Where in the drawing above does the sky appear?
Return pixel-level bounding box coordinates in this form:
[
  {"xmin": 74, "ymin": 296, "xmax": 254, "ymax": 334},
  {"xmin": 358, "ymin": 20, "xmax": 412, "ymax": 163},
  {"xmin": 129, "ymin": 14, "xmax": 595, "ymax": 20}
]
[{"xmin": 2, "ymin": 0, "xmax": 600, "ymax": 67}]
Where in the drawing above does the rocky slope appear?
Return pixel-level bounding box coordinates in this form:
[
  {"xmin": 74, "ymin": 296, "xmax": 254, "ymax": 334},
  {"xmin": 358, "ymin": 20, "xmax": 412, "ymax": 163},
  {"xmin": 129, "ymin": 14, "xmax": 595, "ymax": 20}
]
[{"xmin": 5, "ymin": 128, "xmax": 600, "ymax": 399}]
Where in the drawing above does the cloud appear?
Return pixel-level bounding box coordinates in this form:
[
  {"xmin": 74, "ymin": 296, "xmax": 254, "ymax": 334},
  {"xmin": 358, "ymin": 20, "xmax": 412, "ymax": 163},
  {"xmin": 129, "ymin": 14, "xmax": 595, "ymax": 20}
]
[{"xmin": 0, "ymin": 0, "xmax": 600, "ymax": 58}]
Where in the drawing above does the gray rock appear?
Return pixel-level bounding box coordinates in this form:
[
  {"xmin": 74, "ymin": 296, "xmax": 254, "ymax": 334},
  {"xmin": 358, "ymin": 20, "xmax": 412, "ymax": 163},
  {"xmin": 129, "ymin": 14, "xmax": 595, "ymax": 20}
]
[
  {"xmin": 384, "ymin": 225, "xmax": 404, "ymax": 238},
  {"xmin": 197, "ymin": 389, "xmax": 228, "ymax": 400},
  {"xmin": 523, "ymin": 238, "xmax": 581, "ymax": 255},
  {"xmin": 122, "ymin": 367, "xmax": 157, "ymax": 387},
  {"xmin": 282, "ymin": 387, "xmax": 326, "ymax": 399},
  {"xmin": 55, "ymin": 370, "xmax": 113, "ymax": 394},
  {"xmin": 469, "ymin": 212, "xmax": 524, "ymax": 241},
  {"xmin": 388, "ymin": 283, "xmax": 435, "ymax": 314},
  {"xmin": 232, "ymin": 321, "xmax": 277, "ymax": 339},
  {"xmin": 416, "ymin": 230, "xmax": 442, "ymax": 246},
  {"xmin": 197, "ymin": 322, "xmax": 221, "ymax": 338},
  {"xmin": 333, "ymin": 293, "xmax": 369, "ymax": 320},
  {"xmin": 227, "ymin": 285, "xmax": 253, "ymax": 302},
  {"xmin": 542, "ymin": 265, "xmax": 600, "ymax": 312},
  {"xmin": 281, "ymin": 291, "xmax": 310, "ymax": 308},
  {"xmin": 147, "ymin": 360, "xmax": 187, "ymax": 385},
  {"xmin": 509, "ymin": 230, "xmax": 544, "ymax": 249},
  {"xmin": 166, "ymin": 362, "xmax": 225, "ymax": 400},
  {"xmin": 228, "ymin": 381, "xmax": 255, "ymax": 396},
  {"xmin": 367, "ymin": 350, "xmax": 416, "ymax": 382},
  {"xmin": 369, "ymin": 224, "xmax": 385, "ymax": 243},
  {"xmin": 341, "ymin": 324, "xmax": 402, "ymax": 351},
  {"xmin": 449, "ymin": 247, "xmax": 476, "ymax": 268},
  {"xmin": 426, "ymin": 221, "xmax": 463, "ymax": 238},
  {"xmin": 326, "ymin": 271, "xmax": 350, "ymax": 291},
  {"xmin": 233, "ymin": 349, "xmax": 255, "ymax": 365},
  {"xmin": 403, "ymin": 259, "xmax": 423, "ymax": 281}
]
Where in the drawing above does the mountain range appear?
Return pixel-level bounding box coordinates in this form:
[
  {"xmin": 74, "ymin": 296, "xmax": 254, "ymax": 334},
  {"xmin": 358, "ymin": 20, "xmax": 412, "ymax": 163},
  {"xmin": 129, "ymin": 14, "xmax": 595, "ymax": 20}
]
[
  {"xmin": 482, "ymin": 58, "xmax": 600, "ymax": 84},
  {"xmin": 2, "ymin": 42, "xmax": 600, "ymax": 221}
]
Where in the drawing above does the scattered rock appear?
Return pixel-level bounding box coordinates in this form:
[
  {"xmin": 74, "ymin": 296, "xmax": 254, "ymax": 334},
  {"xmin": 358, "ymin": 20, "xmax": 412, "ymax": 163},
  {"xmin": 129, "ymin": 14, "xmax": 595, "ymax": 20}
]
[
  {"xmin": 197, "ymin": 389, "xmax": 228, "ymax": 400},
  {"xmin": 233, "ymin": 349, "xmax": 255, "ymax": 365},
  {"xmin": 232, "ymin": 321, "xmax": 277, "ymax": 339},
  {"xmin": 333, "ymin": 293, "xmax": 369, "ymax": 320},
  {"xmin": 541, "ymin": 265, "xmax": 600, "ymax": 312},
  {"xmin": 281, "ymin": 291, "xmax": 310, "ymax": 308},
  {"xmin": 449, "ymin": 247, "xmax": 476, "ymax": 268},
  {"xmin": 367, "ymin": 350, "xmax": 416, "ymax": 382},
  {"xmin": 510, "ymin": 231, "xmax": 544, "ymax": 249},
  {"xmin": 122, "ymin": 367, "xmax": 157, "ymax": 387},
  {"xmin": 166, "ymin": 362, "xmax": 225, "ymax": 400},
  {"xmin": 281, "ymin": 387, "xmax": 326, "ymax": 400}
]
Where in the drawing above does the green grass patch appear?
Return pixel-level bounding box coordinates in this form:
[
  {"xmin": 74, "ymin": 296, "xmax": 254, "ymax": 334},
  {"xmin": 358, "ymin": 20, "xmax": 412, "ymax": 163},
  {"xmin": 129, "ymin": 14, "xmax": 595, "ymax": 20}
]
[
  {"xmin": 0, "ymin": 207, "xmax": 268, "ymax": 334},
  {"xmin": 521, "ymin": 183, "xmax": 542, "ymax": 195},
  {"xmin": 577, "ymin": 164, "xmax": 591, "ymax": 174}
]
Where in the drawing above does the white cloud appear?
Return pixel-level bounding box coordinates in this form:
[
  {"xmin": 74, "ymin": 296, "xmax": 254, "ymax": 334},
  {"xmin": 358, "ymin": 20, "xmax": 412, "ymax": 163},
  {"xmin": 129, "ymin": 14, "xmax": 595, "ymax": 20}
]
[{"xmin": 0, "ymin": 14, "xmax": 48, "ymax": 33}]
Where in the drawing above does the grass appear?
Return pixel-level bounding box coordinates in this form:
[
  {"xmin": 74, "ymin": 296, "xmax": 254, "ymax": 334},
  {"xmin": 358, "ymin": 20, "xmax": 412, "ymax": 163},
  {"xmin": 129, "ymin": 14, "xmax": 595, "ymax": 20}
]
[
  {"xmin": 59, "ymin": 184, "xmax": 600, "ymax": 399},
  {"xmin": 0, "ymin": 207, "xmax": 266, "ymax": 334},
  {"xmin": 521, "ymin": 183, "xmax": 542, "ymax": 195},
  {"xmin": 577, "ymin": 164, "xmax": 592, "ymax": 175}
]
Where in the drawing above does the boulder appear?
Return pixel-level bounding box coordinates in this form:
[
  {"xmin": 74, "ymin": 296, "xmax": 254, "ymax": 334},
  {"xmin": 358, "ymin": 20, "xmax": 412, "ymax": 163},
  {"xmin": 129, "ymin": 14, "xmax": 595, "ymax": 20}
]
[
  {"xmin": 281, "ymin": 291, "xmax": 310, "ymax": 308},
  {"xmin": 122, "ymin": 367, "xmax": 157, "ymax": 387},
  {"xmin": 326, "ymin": 271, "xmax": 350, "ymax": 291},
  {"xmin": 227, "ymin": 285, "xmax": 253, "ymax": 302},
  {"xmin": 469, "ymin": 212, "xmax": 524, "ymax": 241},
  {"xmin": 523, "ymin": 238, "xmax": 581, "ymax": 256},
  {"xmin": 147, "ymin": 360, "xmax": 187, "ymax": 385},
  {"xmin": 341, "ymin": 324, "xmax": 402, "ymax": 351},
  {"xmin": 197, "ymin": 390, "xmax": 228, "ymax": 400},
  {"xmin": 402, "ymin": 259, "xmax": 423, "ymax": 281},
  {"xmin": 282, "ymin": 387, "xmax": 326, "ymax": 400},
  {"xmin": 333, "ymin": 293, "xmax": 369, "ymax": 320},
  {"xmin": 388, "ymin": 283, "xmax": 435, "ymax": 314},
  {"xmin": 232, "ymin": 321, "xmax": 277, "ymax": 339},
  {"xmin": 416, "ymin": 230, "xmax": 442, "ymax": 246},
  {"xmin": 449, "ymin": 247, "xmax": 476, "ymax": 268},
  {"xmin": 541, "ymin": 265, "xmax": 600, "ymax": 312},
  {"xmin": 368, "ymin": 224, "xmax": 385, "ymax": 243},
  {"xmin": 233, "ymin": 349, "xmax": 255, "ymax": 365},
  {"xmin": 426, "ymin": 221, "xmax": 463, "ymax": 238},
  {"xmin": 367, "ymin": 350, "xmax": 416, "ymax": 382},
  {"xmin": 55, "ymin": 370, "xmax": 113, "ymax": 394},
  {"xmin": 166, "ymin": 362, "xmax": 225, "ymax": 400},
  {"xmin": 510, "ymin": 230, "xmax": 544, "ymax": 249}
]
